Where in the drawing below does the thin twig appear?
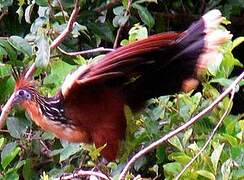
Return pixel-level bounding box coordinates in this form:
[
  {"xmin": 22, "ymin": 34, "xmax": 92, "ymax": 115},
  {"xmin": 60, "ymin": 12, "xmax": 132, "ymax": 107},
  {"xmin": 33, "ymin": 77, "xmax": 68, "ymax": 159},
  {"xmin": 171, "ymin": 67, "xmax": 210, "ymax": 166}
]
[
  {"xmin": 0, "ymin": 10, "xmax": 8, "ymax": 22},
  {"xmin": 58, "ymin": 46, "xmax": 114, "ymax": 56},
  {"xmin": 57, "ymin": 0, "xmax": 67, "ymax": 22},
  {"xmin": 59, "ymin": 169, "xmax": 112, "ymax": 180},
  {"xmin": 119, "ymin": 71, "xmax": 244, "ymax": 180},
  {"xmin": 94, "ymin": 0, "xmax": 121, "ymax": 13},
  {"xmin": 0, "ymin": 94, "xmax": 15, "ymax": 129},
  {"xmin": 175, "ymin": 87, "xmax": 236, "ymax": 180},
  {"xmin": 113, "ymin": 0, "xmax": 132, "ymax": 49}
]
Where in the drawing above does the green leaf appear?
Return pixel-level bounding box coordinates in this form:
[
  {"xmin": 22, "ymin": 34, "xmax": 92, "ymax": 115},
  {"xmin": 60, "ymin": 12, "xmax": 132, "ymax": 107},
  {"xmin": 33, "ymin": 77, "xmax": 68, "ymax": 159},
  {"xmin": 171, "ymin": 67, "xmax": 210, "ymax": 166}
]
[
  {"xmin": 0, "ymin": 0, "xmax": 13, "ymax": 9},
  {"xmin": 168, "ymin": 152, "xmax": 191, "ymax": 165},
  {"xmin": 132, "ymin": 3, "xmax": 155, "ymax": 28},
  {"xmin": 88, "ymin": 22, "xmax": 115, "ymax": 42},
  {"xmin": 221, "ymin": 159, "xmax": 233, "ymax": 180},
  {"xmin": 6, "ymin": 117, "xmax": 28, "ymax": 138},
  {"xmin": 232, "ymin": 37, "xmax": 244, "ymax": 50},
  {"xmin": 113, "ymin": 6, "xmax": 125, "ymax": 16},
  {"xmin": 8, "ymin": 36, "xmax": 32, "ymax": 57},
  {"xmin": 196, "ymin": 170, "xmax": 216, "ymax": 180},
  {"xmin": 59, "ymin": 141, "xmax": 82, "ymax": 162},
  {"xmin": 182, "ymin": 128, "xmax": 193, "ymax": 147},
  {"xmin": 35, "ymin": 0, "xmax": 48, "ymax": 6},
  {"xmin": 211, "ymin": 143, "xmax": 225, "ymax": 173},
  {"xmin": 23, "ymin": 159, "xmax": 32, "ymax": 180},
  {"xmin": 168, "ymin": 135, "xmax": 184, "ymax": 152},
  {"xmin": 1, "ymin": 142, "xmax": 20, "ymax": 169},
  {"xmin": 0, "ymin": 39, "xmax": 17, "ymax": 61},
  {"xmin": 43, "ymin": 59, "xmax": 75, "ymax": 94},
  {"xmin": 163, "ymin": 162, "xmax": 181, "ymax": 176},
  {"xmin": 34, "ymin": 35, "xmax": 50, "ymax": 67},
  {"xmin": 0, "ymin": 137, "xmax": 5, "ymax": 150}
]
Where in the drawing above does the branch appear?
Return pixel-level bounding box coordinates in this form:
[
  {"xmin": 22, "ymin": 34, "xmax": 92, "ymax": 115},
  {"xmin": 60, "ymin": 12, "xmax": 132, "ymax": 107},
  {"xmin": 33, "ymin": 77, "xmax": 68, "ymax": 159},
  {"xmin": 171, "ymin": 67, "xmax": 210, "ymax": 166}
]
[
  {"xmin": 0, "ymin": 0, "xmax": 80, "ymax": 129},
  {"xmin": 59, "ymin": 169, "xmax": 112, "ymax": 180},
  {"xmin": 175, "ymin": 87, "xmax": 236, "ymax": 179},
  {"xmin": 94, "ymin": 0, "xmax": 121, "ymax": 13},
  {"xmin": 113, "ymin": 0, "xmax": 132, "ymax": 48},
  {"xmin": 50, "ymin": 0, "xmax": 80, "ymax": 50},
  {"xmin": 58, "ymin": 47, "xmax": 114, "ymax": 56},
  {"xmin": 119, "ymin": 71, "xmax": 244, "ymax": 180}
]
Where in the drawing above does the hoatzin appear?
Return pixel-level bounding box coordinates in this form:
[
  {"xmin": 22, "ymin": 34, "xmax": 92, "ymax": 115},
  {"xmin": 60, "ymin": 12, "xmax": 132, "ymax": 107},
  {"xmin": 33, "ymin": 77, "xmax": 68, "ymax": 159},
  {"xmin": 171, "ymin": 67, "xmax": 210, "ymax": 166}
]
[{"xmin": 13, "ymin": 10, "xmax": 231, "ymax": 161}]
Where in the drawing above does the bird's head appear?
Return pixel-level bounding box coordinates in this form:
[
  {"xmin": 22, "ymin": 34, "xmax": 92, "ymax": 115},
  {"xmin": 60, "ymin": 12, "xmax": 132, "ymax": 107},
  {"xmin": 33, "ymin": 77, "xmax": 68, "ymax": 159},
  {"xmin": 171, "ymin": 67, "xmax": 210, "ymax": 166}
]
[{"xmin": 13, "ymin": 78, "xmax": 35, "ymax": 105}]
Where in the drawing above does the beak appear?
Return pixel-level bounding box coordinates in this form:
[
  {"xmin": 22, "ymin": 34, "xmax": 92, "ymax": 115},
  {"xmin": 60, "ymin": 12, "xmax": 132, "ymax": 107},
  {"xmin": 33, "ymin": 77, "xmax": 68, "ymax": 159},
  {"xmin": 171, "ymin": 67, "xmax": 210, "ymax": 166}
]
[{"xmin": 12, "ymin": 93, "xmax": 20, "ymax": 105}]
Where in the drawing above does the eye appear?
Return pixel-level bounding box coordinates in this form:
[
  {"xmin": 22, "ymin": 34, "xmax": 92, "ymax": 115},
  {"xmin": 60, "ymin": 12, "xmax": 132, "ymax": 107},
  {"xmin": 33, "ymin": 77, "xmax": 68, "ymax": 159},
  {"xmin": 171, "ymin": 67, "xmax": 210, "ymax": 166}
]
[{"xmin": 18, "ymin": 90, "xmax": 25, "ymax": 96}]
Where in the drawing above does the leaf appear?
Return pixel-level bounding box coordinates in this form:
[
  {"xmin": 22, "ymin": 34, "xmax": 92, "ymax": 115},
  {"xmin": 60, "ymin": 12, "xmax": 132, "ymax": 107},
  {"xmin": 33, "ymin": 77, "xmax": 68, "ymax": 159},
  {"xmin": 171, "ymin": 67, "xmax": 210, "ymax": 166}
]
[
  {"xmin": 182, "ymin": 128, "xmax": 193, "ymax": 147},
  {"xmin": 232, "ymin": 37, "xmax": 244, "ymax": 50},
  {"xmin": 34, "ymin": 35, "xmax": 50, "ymax": 67},
  {"xmin": 23, "ymin": 159, "xmax": 33, "ymax": 180},
  {"xmin": 221, "ymin": 159, "xmax": 233, "ymax": 180},
  {"xmin": 163, "ymin": 162, "xmax": 181, "ymax": 176},
  {"xmin": 113, "ymin": 6, "xmax": 125, "ymax": 16},
  {"xmin": 35, "ymin": 0, "xmax": 48, "ymax": 7},
  {"xmin": 168, "ymin": 135, "xmax": 184, "ymax": 152},
  {"xmin": 7, "ymin": 117, "xmax": 28, "ymax": 138},
  {"xmin": 168, "ymin": 152, "xmax": 191, "ymax": 165},
  {"xmin": 132, "ymin": 3, "xmax": 155, "ymax": 28},
  {"xmin": 0, "ymin": 0, "xmax": 13, "ymax": 9},
  {"xmin": 196, "ymin": 170, "xmax": 216, "ymax": 180},
  {"xmin": 8, "ymin": 36, "xmax": 32, "ymax": 57},
  {"xmin": 211, "ymin": 143, "xmax": 225, "ymax": 173},
  {"xmin": 88, "ymin": 22, "xmax": 115, "ymax": 42},
  {"xmin": 1, "ymin": 142, "xmax": 20, "ymax": 169},
  {"xmin": 0, "ymin": 137, "xmax": 5, "ymax": 150},
  {"xmin": 16, "ymin": 6, "xmax": 23, "ymax": 23},
  {"xmin": 59, "ymin": 142, "xmax": 82, "ymax": 162},
  {"xmin": 25, "ymin": 3, "xmax": 34, "ymax": 23},
  {"xmin": 0, "ymin": 39, "xmax": 17, "ymax": 61}
]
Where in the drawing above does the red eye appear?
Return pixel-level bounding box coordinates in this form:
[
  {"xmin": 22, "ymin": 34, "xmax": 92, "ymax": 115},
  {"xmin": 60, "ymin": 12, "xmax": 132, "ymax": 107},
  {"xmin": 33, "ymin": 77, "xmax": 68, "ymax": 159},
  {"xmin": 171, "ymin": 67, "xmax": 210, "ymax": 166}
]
[{"xmin": 18, "ymin": 90, "xmax": 24, "ymax": 96}]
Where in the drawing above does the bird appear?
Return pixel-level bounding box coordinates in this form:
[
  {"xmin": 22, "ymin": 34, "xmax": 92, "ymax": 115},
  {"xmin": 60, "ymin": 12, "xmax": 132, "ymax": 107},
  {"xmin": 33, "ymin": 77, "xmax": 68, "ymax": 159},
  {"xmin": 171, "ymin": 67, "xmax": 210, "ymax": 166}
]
[{"xmin": 13, "ymin": 10, "xmax": 231, "ymax": 161}]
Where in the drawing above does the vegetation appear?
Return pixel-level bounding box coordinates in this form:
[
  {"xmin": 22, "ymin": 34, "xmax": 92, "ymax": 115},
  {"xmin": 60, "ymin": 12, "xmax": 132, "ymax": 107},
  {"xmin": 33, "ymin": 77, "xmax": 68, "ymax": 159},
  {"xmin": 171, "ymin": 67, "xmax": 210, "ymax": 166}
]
[{"xmin": 0, "ymin": 0, "xmax": 243, "ymax": 179}]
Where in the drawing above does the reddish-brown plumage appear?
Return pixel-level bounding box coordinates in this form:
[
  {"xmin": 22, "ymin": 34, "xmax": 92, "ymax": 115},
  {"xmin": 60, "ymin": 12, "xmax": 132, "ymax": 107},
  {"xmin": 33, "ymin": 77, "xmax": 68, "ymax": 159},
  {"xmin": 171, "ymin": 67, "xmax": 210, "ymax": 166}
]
[
  {"xmin": 63, "ymin": 85, "xmax": 126, "ymax": 161},
  {"xmin": 13, "ymin": 10, "xmax": 231, "ymax": 161}
]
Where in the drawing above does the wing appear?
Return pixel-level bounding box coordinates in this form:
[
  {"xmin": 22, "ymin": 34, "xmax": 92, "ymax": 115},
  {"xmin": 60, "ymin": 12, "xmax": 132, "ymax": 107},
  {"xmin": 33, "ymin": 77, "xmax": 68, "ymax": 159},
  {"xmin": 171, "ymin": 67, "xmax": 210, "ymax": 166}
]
[{"xmin": 61, "ymin": 9, "xmax": 231, "ymax": 99}]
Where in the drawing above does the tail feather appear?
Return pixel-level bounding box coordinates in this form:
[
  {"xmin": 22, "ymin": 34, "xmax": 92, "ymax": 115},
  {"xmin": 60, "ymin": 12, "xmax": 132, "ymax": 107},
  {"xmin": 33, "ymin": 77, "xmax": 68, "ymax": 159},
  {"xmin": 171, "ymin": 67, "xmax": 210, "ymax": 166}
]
[{"xmin": 125, "ymin": 9, "xmax": 232, "ymax": 108}]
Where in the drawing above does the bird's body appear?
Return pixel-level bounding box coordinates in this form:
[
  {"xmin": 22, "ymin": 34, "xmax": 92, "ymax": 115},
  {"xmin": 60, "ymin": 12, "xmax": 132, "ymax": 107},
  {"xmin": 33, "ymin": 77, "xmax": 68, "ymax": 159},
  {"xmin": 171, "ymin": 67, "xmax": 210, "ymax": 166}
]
[{"xmin": 13, "ymin": 10, "xmax": 231, "ymax": 161}]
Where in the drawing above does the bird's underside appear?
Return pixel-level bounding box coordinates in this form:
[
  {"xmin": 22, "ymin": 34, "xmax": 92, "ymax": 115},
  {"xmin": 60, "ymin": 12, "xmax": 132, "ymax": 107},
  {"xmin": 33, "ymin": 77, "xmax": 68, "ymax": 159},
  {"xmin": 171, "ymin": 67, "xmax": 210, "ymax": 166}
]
[{"xmin": 14, "ymin": 10, "xmax": 232, "ymax": 161}]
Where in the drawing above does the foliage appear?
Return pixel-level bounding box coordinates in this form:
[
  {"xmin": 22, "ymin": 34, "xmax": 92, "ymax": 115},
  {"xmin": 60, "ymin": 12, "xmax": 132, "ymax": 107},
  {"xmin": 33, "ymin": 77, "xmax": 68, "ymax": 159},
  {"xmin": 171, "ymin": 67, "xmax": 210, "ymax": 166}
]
[{"xmin": 0, "ymin": 0, "xmax": 243, "ymax": 179}]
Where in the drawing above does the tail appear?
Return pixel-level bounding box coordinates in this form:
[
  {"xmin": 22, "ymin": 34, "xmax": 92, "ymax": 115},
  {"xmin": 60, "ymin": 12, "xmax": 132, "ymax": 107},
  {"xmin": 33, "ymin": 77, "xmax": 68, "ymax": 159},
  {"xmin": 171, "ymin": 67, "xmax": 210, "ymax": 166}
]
[{"xmin": 125, "ymin": 10, "xmax": 232, "ymax": 108}]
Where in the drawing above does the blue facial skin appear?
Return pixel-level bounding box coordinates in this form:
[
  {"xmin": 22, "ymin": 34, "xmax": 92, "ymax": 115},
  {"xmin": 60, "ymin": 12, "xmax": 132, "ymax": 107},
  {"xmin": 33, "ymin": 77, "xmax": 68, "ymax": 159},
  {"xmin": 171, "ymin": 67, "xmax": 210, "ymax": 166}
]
[{"xmin": 13, "ymin": 89, "xmax": 32, "ymax": 104}]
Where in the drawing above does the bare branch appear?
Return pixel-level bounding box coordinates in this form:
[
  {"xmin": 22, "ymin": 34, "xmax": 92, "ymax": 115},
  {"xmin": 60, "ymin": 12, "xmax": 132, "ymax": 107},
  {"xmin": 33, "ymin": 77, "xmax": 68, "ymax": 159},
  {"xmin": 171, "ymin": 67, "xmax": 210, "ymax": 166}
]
[
  {"xmin": 94, "ymin": 0, "xmax": 121, "ymax": 13},
  {"xmin": 57, "ymin": 0, "xmax": 68, "ymax": 22},
  {"xmin": 119, "ymin": 71, "xmax": 244, "ymax": 180},
  {"xmin": 58, "ymin": 47, "xmax": 114, "ymax": 56},
  {"xmin": 50, "ymin": 0, "xmax": 80, "ymax": 49},
  {"xmin": 0, "ymin": 10, "xmax": 8, "ymax": 22},
  {"xmin": 0, "ymin": 94, "xmax": 15, "ymax": 129},
  {"xmin": 59, "ymin": 169, "xmax": 112, "ymax": 180},
  {"xmin": 175, "ymin": 87, "xmax": 236, "ymax": 179},
  {"xmin": 113, "ymin": 0, "xmax": 132, "ymax": 48}
]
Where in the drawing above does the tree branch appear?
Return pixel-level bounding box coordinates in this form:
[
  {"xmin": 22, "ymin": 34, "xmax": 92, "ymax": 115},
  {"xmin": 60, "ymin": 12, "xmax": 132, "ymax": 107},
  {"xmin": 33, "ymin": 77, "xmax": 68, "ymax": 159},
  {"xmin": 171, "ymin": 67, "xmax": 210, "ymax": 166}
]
[
  {"xmin": 94, "ymin": 0, "xmax": 121, "ymax": 13},
  {"xmin": 175, "ymin": 87, "xmax": 236, "ymax": 179},
  {"xmin": 50, "ymin": 0, "xmax": 80, "ymax": 50},
  {"xmin": 59, "ymin": 169, "xmax": 112, "ymax": 180},
  {"xmin": 119, "ymin": 71, "xmax": 244, "ymax": 180},
  {"xmin": 113, "ymin": 0, "xmax": 132, "ymax": 48},
  {"xmin": 58, "ymin": 47, "xmax": 114, "ymax": 56}
]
